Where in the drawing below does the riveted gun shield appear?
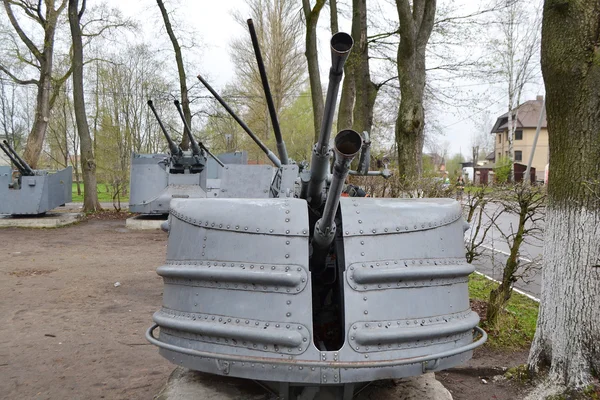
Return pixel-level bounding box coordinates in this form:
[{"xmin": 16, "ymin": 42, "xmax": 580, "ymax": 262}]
[{"xmin": 146, "ymin": 19, "xmax": 486, "ymax": 399}]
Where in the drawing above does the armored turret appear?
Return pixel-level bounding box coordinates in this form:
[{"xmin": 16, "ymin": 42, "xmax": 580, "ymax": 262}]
[
  {"xmin": 0, "ymin": 140, "xmax": 72, "ymax": 215},
  {"xmin": 146, "ymin": 21, "xmax": 485, "ymax": 400}
]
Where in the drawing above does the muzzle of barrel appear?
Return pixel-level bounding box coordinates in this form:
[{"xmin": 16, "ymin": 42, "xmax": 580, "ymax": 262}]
[{"xmin": 312, "ymin": 129, "xmax": 362, "ymax": 251}]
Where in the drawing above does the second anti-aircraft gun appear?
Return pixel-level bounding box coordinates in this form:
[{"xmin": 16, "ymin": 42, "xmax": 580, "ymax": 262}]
[{"xmin": 129, "ymin": 100, "xmax": 227, "ymax": 214}]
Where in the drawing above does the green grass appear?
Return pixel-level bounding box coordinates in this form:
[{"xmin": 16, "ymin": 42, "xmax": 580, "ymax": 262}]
[
  {"xmin": 469, "ymin": 273, "xmax": 539, "ymax": 349},
  {"xmin": 71, "ymin": 183, "xmax": 129, "ymax": 202}
]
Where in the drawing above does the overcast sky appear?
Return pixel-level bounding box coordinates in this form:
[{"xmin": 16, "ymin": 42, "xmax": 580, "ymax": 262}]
[{"xmin": 107, "ymin": 0, "xmax": 545, "ymax": 159}]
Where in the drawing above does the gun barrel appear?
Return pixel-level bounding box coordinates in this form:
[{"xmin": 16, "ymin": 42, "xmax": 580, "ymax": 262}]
[
  {"xmin": 312, "ymin": 129, "xmax": 362, "ymax": 251},
  {"xmin": 174, "ymin": 100, "xmax": 202, "ymax": 156},
  {"xmin": 306, "ymin": 32, "xmax": 353, "ymax": 207},
  {"xmin": 147, "ymin": 100, "xmax": 182, "ymax": 157},
  {"xmin": 2, "ymin": 140, "xmax": 34, "ymax": 176},
  {"xmin": 197, "ymin": 74, "xmax": 282, "ymax": 168},
  {"xmin": 0, "ymin": 142, "xmax": 26, "ymax": 174},
  {"xmin": 247, "ymin": 19, "xmax": 288, "ymax": 165}
]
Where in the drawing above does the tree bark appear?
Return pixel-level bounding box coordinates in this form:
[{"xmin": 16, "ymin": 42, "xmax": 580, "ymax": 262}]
[
  {"xmin": 156, "ymin": 0, "xmax": 191, "ymax": 150},
  {"xmin": 330, "ymin": 0, "xmax": 338, "ymax": 34},
  {"xmin": 350, "ymin": 0, "xmax": 378, "ymax": 136},
  {"xmin": 528, "ymin": 0, "xmax": 600, "ymax": 388},
  {"xmin": 302, "ymin": 0, "xmax": 326, "ymax": 142},
  {"xmin": 337, "ymin": 0, "xmax": 377, "ymax": 135},
  {"xmin": 394, "ymin": 0, "xmax": 436, "ymax": 181},
  {"xmin": 69, "ymin": 0, "xmax": 101, "ymax": 212}
]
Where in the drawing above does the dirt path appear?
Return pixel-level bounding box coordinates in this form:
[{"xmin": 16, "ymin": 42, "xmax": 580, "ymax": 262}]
[
  {"xmin": 0, "ymin": 217, "xmax": 534, "ymax": 400},
  {"xmin": 0, "ymin": 219, "xmax": 172, "ymax": 399}
]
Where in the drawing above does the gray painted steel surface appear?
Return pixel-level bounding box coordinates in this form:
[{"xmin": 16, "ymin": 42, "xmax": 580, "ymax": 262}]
[
  {"xmin": 148, "ymin": 196, "xmax": 483, "ymax": 384},
  {"xmin": 129, "ymin": 152, "xmax": 250, "ymax": 214},
  {"xmin": 147, "ymin": 26, "xmax": 484, "ymax": 399},
  {"xmin": 0, "ymin": 166, "xmax": 72, "ymax": 215}
]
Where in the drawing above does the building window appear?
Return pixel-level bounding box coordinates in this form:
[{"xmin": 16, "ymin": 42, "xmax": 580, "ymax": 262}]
[
  {"xmin": 498, "ymin": 134, "xmax": 501, "ymax": 143},
  {"xmin": 515, "ymin": 130, "xmax": 523, "ymax": 140},
  {"xmin": 498, "ymin": 152, "xmax": 501, "ymax": 160},
  {"xmin": 515, "ymin": 150, "xmax": 522, "ymax": 161}
]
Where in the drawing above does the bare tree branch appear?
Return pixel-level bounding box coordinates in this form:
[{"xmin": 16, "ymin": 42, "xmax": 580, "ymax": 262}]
[{"xmin": 0, "ymin": 65, "xmax": 39, "ymax": 86}]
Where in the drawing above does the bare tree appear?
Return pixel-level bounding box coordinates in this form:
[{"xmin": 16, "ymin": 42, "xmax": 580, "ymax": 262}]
[
  {"xmin": 485, "ymin": 184, "xmax": 545, "ymax": 327},
  {"xmin": 0, "ymin": 79, "xmax": 26, "ymax": 150},
  {"xmin": 302, "ymin": 0, "xmax": 326, "ymax": 142},
  {"xmin": 1, "ymin": 0, "xmax": 72, "ymax": 168},
  {"xmin": 68, "ymin": 0, "xmax": 100, "ymax": 212},
  {"xmin": 491, "ymin": 0, "xmax": 541, "ymax": 180},
  {"xmin": 156, "ymin": 0, "xmax": 191, "ymax": 150},
  {"xmin": 230, "ymin": 0, "xmax": 305, "ymax": 157},
  {"xmin": 527, "ymin": 0, "xmax": 600, "ymax": 390},
  {"xmin": 463, "ymin": 186, "xmax": 505, "ymax": 264}
]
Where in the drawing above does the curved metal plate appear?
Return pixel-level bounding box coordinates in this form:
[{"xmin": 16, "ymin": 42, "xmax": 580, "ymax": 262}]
[
  {"xmin": 347, "ymin": 259, "xmax": 474, "ymax": 291},
  {"xmin": 158, "ymin": 261, "xmax": 308, "ymax": 293},
  {"xmin": 154, "ymin": 308, "xmax": 310, "ymax": 355},
  {"xmin": 348, "ymin": 311, "xmax": 479, "ymax": 352},
  {"xmin": 170, "ymin": 198, "xmax": 309, "ymax": 237},
  {"xmin": 340, "ymin": 197, "xmax": 463, "ymax": 237}
]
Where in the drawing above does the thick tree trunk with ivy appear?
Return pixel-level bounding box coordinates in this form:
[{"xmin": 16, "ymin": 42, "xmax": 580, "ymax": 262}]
[
  {"xmin": 395, "ymin": 0, "xmax": 436, "ymax": 181},
  {"xmin": 527, "ymin": 0, "xmax": 600, "ymax": 389},
  {"xmin": 69, "ymin": 0, "xmax": 101, "ymax": 212},
  {"xmin": 156, "ymin": 0, "xmax": 191, "ymax": 150},
  {"xmin": 302, "ymin": 0, "xmax": 325, "ymax": 142}
]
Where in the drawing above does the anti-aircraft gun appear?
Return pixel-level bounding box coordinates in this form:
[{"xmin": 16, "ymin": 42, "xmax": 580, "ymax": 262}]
[
  {"xmin": 0, "ymin": 140, "xmax": 72, "ymax": 215},
  {"xmin": 146, "ymin": 19, "xmax": 486, "ymax": 400},
  {"xmin": 128, "ymin": 100, "xmax": 231, "ymax": 214}
]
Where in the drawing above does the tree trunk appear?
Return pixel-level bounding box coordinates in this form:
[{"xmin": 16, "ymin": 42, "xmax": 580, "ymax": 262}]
[
  {"xmin": 22, "ymin": 69, "xmax": 52, "ymax": 168},
  {"xmin": 330, "ymin": 0, "xmax": 338, "ymax": 35},
  {"xmin": 351, "ymin": 0, "xmax": 377, "ymax": 135},
  {"xmin": 337, "ymin": 0, "xmax": 377, "ymax": 136},
  {"xmin": 302, "ymin": 0, "xmax": 325, "ymax": 143},
  {"xmin": 337, "ymin": 66, "xmax": 355, "ymax": 130},
  {"xmin": 394, "ymin": 0, "xmax": 436, "ymax": 181},
  {"xmin": 69, "ymin": 0, "xmax": 101, "ymax": 212},
  {"xmin": 5, "ymin": 0, "xmax": 64, "ymax": 169},
  {"xmin": 156, "ymin": 0, "xmax": 191, "ymax": 150},
  {"xmin": 528, "ymin": 0, "xmax": 600, "ymax": 388}
]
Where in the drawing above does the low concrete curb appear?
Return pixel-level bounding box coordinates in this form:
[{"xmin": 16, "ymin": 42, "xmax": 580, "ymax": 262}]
[
  {"xmin": 126, "ymin": 215, "xmax": 167, "ymax": 230},
  {"xmin": 155, "ymin": 367, "xmax": 453, "ymax": 400},
  {"xmin": 0, "ymin": 212, "xmax": 83, "ymax": 228}
]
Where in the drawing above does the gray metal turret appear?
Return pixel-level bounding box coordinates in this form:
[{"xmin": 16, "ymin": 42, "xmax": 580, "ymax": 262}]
[
  {"xmin": 0, "ymin": 140, "xmax": 72, "ymax": 215},
  {"xmin": 146, "ymin": 21, "xmax": 485, "ymax": 400}
]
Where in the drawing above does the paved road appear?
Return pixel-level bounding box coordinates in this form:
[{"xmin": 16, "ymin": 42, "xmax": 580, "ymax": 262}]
[{"xmin": 465, "ymin": 203, "xmax": 544, "ymax": 299}]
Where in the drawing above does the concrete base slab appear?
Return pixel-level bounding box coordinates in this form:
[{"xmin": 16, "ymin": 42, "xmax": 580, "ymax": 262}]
[
  {"xmin": 155, "ymin": 368, "xmax": 452, "ymax": 400},
  {"xmin": 126, "ymin": 215, "xmax": 167, "ymax": 230},
  {"xmin": 0, "ymin": 212, "xmax": 83, "ymax": 228}
]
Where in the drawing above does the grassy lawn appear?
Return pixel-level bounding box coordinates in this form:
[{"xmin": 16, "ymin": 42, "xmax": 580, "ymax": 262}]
[
  {"xmin": 469, "ymin": 273, "xmax": 539, "ymax": 349},
  {"xmin": 71, "ymin": 183, "xmax": 129, "ymax": 202}
]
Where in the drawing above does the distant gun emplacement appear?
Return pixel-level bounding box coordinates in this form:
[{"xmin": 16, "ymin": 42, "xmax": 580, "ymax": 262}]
[
  {"xmin": 129, "ymin": 99, "xmax": 286, "ymax": 215},
  {"xmin": 0, "ymin": 140, "xmax": 72, "ymax": 216},
  {"xmin": 145, "ymin": 19, "xmax": 485, "ymax": 400}
]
